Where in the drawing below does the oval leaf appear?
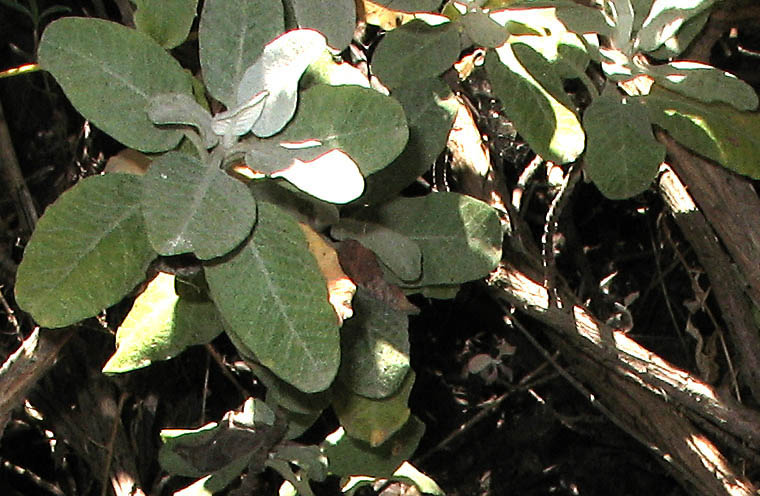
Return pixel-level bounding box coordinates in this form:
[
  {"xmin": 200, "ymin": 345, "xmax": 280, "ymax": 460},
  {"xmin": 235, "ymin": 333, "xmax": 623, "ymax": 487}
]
[
  {"xmin": 199, "ymin": 0, "xmax": 284, "ymax": 107},
  {"xmin": 237, "ymin": 29, "xmax": 328, "ymax": 137},
  {"xmin": 338, "ymin": 289, "xmax": 411, "ymax": 399},
  {"xmin": 372, "ymin": 20, "xmax": 459, "ymax": 90},
  {"xmin": 15, "ymin": 174, "xmax": 156, "ymax": 328},
  {"xmin": 205, "ymin": 202, "xmax": 340, "ymax": 393},
  {"xmin": 356, "ymin": 192, "xmax": 502, "ymax": 287},
  {"xmin": 277, "ymin": 84, "xmax": 408, "ymax": 177},
  {"xmin": 142, "ymin": 152, "xmax": 257, "ymax": 259},
  {"xmin": 583, "ymin": 96, "xmax": 664, "ymax": 199},
  {"xmin": 38, "ymin": 18, "xmax": 193, "ymax": 152}
]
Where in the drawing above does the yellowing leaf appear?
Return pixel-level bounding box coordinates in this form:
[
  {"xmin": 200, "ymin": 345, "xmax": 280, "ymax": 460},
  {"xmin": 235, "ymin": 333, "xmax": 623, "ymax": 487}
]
[
  {"xmin": 299, "ymin": 223, "xmax": 356, "ymax": 325},
  {"xmin": 103, "ymin": 272, "xmax": 222, "ymax": 373}
]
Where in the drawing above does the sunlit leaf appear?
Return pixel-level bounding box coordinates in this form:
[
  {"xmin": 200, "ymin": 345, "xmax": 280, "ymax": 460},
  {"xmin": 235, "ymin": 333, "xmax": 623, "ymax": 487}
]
[
  {"xmin": 102, "ymin": 272, "xmax": 222, "ymax": 373},
  {"xmin": 271, "ymin": 149, "xmax": 365, "ymax": 204},
  {"xmin": 636, "ymin": 0, "xmax": 716, "ymax": 52},
  {"xmin": 237, "ymin": 29, "xmax": 328, "ymax": 137}
]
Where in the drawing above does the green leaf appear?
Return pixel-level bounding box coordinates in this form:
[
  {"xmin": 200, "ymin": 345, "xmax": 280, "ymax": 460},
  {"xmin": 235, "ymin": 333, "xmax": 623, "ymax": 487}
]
[
  {"xmin": 338, "ymin": 289, "xmax": 411, "ymax": 399},
  {"xmin": 356, "ymin": 192, "xmax": 502, "ymax": 287},
  {"xmin": 249, "ymin": 362, "xmax": 332, "ymax": 415},
  {"xmin": 643, "ymin": 87, "xmax": 760, "ymax": 179},
  {"xmin": 147, "ymin": 93, "xmax": 218, "ymax": 149},
  {"xmin": 277, "ymin": 84, "xmax": 409, "ymax": 177},
  {"xmin": 647, "ymin": 10, "xmax": 709, "ymax": 59},
  {"xmin": 199, "ymin": 0, "xmax": 284, "ymax": 107},
  {"xmin": 360, "ymin": 77, "xmax": 457, "ymax": 205},
  {"xmin": 635, "ymin": 0, "xmax": 716, "ymax": 52},
  {"xmin": 38, "ymin": 18, "xmax": 192, "ymax": 152},
  {"xmin": 142, "ymin": 152, "xmax": 257, "ymax": 260},
  {"xmin": 15, "ymin": 174, "xmax": 155, "ymax": 328},
  {"xmin": 237, "ymin": 29, "xmax": 328, "ymax": 138},
  {"xmin": 332, "ymin": 219, "xmax": 422, "ymax": 282},
  {"xmin": 134, "ymin": 0, "xmax": 198, "ymax": 49},
  {"xmin": 205, "ymin": 202, "xmax": 340, "ymax": 393},
  {"xmin": 646, "ymin": 61, "xmax": 758, "ymax": 111},
  {"xmin": 372, "ymin": 20, "xmax": 459, "ymax": 90},
  {"xmin": 292, "ymin": 0, "xmax": 356, "ymax": 51},
  {"xmin": 371, "ymin": 0, "xmax": 440, "ymax": 12},
  {"xmin": 459, "ymin": 10, "xmax": 508, "ymax": 48},
  {"xmin": 322, "ymin": 416, "xmax": 425, "ymax": 478},
  {"xmin": 609, "ymin": 0, "xmax": 634, "ymax": 48},
  {"xmin": 583, "ymin": 96, "xmax": 664, "ymax": 199},
  {"xmin": 103, "ymin": 272, "xmax": 222, "ymax": 373},
  {"xmin": 486, "ymin": 45, "xmax": 585, "ymax": 164},
  {"xmin": 333, "ymin": 371, "xmax": 414, "ymax": 447}
]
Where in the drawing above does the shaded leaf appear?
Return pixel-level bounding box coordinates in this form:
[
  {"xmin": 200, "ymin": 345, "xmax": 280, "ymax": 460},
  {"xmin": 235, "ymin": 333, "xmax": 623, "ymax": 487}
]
[
  {"xmin": 371, "ymin": 0, "xmax": 440, "ymax": 12},
  {"xmin": 15, "ymin": 174, "xmax": 155, "ymax": 328},
  {"xmin": 292, "ymin": 0, "xmax": 356, "ymax": 50},
  {"xmin": 583, "ymin": 96, "xmax": 664, "ymax": 199},
  {"xmin": 643, "ymin": 87, "xmax": 760, "ymax": 179},
  {"xmin": 205, "ymin": 202, "xmax": 340, "ymax": 392},
  {"xmin": 647, "ymin": 10, "xmax": 709, "ymax": 59},
  {"xmin": 103, "ymin": 272, "xmax": 222, "ymax": 373},
  {"xmin": 338, "ymin": 288, "xmax": 411, "ymax": 399},
  {"xmin": 147, "ymin": 93, "xmax": 218, "ymax": 149},
  {"xmin": 277, "ymin": 84, "xmax": 408, "ymax": 177},
  {"xmin": 237, "ymin": 29, "xmax": 328, "ymax": 137},
  {"xmin": 332, "ymin": 219, "xmax": 422, "ymax": 282},
  {"xmin": 371, "ymin": 20, "xmax": 460, "ymax": 89},
  {"xmin": 141, "ymin": 152, "xmax": 257, "ymax": 260},
  {"xmin": 460, "ymin": 9, "xmax": 508, "ymax": 48},
  {"xmin": 211, "ymin": 90, "xmax": 268, "ymax": 141},
  {"xmin": 322, "ymin": 416, "xmax": 425, "ymax": 478},
  {"xmin": 38, "ymin": 17, "xmax": 192, "ymax": 152},
  {"xmin": 360, "ymin": 77, "xmax": 457, "ymax": 205},
  {"xmin": 355, "ymin": 192, "xmax": 502, "ymax": 287},
  {"xmin": 250, "ymin": 363, "xmax": 332, "ymax": 415},
  {"xmin": 199, "ymin": 0, "xmax": 284, "ymax": 107},
  {"xmin": 134, "ymin": 0, "xmax": 197, "ymax": 49}
]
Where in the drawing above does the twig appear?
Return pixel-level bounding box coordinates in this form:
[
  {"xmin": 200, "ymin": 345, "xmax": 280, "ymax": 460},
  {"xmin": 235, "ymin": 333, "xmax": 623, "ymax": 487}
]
[
  {"xmin": 0, "ymin": 98, "xmax": 38, "ymax": 235},
  {"xmin": 101, "ymin": 392, "xmax": 128, "ymax": 496},
  {"xmin": 2, "ymin": 459, "xmax": 65, "ymax": 496},
  {"xmin": 0, "ymin": 285, "xmax": 21, "ymax": 340}
]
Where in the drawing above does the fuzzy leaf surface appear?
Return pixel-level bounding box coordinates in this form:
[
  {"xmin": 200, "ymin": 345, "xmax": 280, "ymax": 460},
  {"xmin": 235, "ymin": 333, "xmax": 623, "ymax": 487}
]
[
  {"xmin": 147, "ymin": 93, "xmax": 218, "ymax": 149},
  {"xmin": 356, "ymin": 192, "xmax": 502, "ymax": 287},
  {"xmin": 103, "ymin": 272, "xmax": 222, "ymax": 373},
  {"xmin": 583, "ymin": 96, "xmax": 664, "ymax": 199},
  {"xmin": 643, "ymin": 87, "xmax": 760, "ymax": 179},
  {"xmin": 142, "ymin": 152, "xmax": 257, "ymax": 260},
  {"xmin": 636, "ymin": 0, "xmax": 716, "ymax": 52},
  {"xmin": 15, "ymin": 174, "xmax": 155, "ymax": 328},
  {"xmin": 237, "ymin": 29, "xmax": 328, "ymax": 137},
  {"xmin": 338, "ymin": 289, "xmax": 411, "ymax": 399},
  {"xmin": 199, "ymin": 0, "xmax": 284, "ymax": 107},
  {"xmin": 205, "ymin": 202, "xmax": 340, "ymax": 392},
  {"xmin": 371, "ymin": 20, "xmax": 460, "ymax": 89},
  {"xmin": 38, "ymin": 18, "xmax": 192, "ymax": 152},
  {"xmin": 371, "ymin": 0, "xmax": 440, "ymax": 12},
  {"xmin": 292, "ymin": 0, "xmax": 356, "ymax": 50},
  {"xmin": 278, "ymin": 84, "xmax": 408, "ymax": 177},
  {"xmin": 134, "ymin": 0, "xmax": 197, "ymax": 49}
]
